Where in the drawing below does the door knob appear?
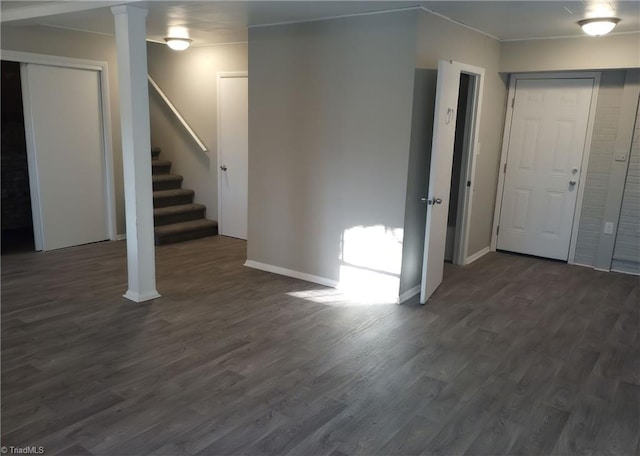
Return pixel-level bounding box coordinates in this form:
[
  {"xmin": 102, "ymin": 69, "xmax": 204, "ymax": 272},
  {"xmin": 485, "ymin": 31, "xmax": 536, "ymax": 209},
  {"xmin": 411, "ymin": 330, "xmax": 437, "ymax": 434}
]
[
  {"xmin": 220, "ymin": 165, "xmax": 227, "ymax": 171},
  {"xmin": 569, "ymin": 180, "xmax": 576, "ymax": 187}
]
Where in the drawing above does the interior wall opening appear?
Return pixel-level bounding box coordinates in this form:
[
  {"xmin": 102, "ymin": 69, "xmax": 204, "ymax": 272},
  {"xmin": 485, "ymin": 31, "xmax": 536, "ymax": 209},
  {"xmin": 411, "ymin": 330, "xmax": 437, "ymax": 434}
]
[
  {"xmin": 1, "ymin": 60, "xmax": 34, "ymax": 254},
  {"xmin": 444, "ymin": 72, "xmax": 474, "ymax": 263}
]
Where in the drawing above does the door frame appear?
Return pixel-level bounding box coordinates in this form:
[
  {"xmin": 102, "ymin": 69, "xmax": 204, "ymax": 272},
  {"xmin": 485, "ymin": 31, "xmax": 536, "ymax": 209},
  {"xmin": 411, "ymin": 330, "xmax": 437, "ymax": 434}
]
[
  {"xmin": 2, "ymin": 50, "xmax": 116, "ymax": 250},
  {"xmin": 490, "ymin": 72, "xmax": 601, "ymax": 264},
  {"xmin": 216, "ymin": 71, "xmax": 248, "ymax": 238},
  {"xmin": 452, "ymin": 66, "xmax": 484, "ymax": 265}
]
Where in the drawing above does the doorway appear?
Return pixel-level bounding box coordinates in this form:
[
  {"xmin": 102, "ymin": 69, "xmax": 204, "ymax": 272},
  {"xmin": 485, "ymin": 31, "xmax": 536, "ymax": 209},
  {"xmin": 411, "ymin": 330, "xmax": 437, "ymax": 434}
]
[
  {"xmin": 1, "ymin": 61, "xmax": 34, "ymax": 253},
  {"xmin": 420, "ymin": 60, "xmax": 485, "ymax": 303},
  {"xmin": 492, "ymin": 74, "xmax": 599, "ymax": 261},
  {"xmin": 445, "ymin": 73, "xmax": 475, "ymax": 263}
]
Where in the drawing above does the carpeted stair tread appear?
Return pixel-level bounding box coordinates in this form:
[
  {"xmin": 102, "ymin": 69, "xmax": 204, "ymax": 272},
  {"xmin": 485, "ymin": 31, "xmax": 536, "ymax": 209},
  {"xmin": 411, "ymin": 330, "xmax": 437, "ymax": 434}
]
[
  {"xmin": 153, "ymin": 173, "xmax": 182, "ymax": 182},
  {"xmin": 154, "ymin": 203, "xmax": 206, "ymax": 226},
  {"xmin": 152, "ymin": 174, "xmax": 183, "ymax": 191},
  {"xmin": 153, "ymin": 188, "xmax": 194, "ymax": 198},
  {"xmin": 151, "ymin": 146, "xmax": 161, "ymax": 159},
  {"xmin": 154, "ymin": 219, "xmax": 218, "ymax": 245},
  {"xmin": 154, "ymin": 203, "xmax": 205, "ymax": 217},
  {"xmin": 153, "ymin": 188, "xmax": 194, "ymax": 208},
  {"xmin": 155, "ymin": 218, "xmax": 218, "ymax": 235},
  {"xmin": 152, "ymin": 160, "xmax": 172, "ymax": 175}
]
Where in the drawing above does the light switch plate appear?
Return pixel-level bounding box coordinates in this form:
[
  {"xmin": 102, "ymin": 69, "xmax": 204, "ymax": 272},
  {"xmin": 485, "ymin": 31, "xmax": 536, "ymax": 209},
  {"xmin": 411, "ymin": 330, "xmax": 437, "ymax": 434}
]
[
  {"xmin": 615, "ymin": 153, "xmax": 627, "ymax": 162},
  {"xmin": 604, "ymin": 222, "xmax": 614, "ymax": 235}
]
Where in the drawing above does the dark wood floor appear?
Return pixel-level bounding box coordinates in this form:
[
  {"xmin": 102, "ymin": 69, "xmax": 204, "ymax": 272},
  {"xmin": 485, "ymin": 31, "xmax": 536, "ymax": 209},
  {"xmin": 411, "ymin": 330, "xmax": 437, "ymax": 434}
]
[{"xmin": 2, "ymin": 236, "xmax": 638, "ymax": 455}]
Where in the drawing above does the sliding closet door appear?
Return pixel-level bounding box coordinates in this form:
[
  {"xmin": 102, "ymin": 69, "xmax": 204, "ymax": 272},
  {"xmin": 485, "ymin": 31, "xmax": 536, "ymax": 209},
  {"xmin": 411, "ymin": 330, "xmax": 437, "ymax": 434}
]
[{"xmin": 22, "ymin": 63, "xmax": 108, "ymax": 251}]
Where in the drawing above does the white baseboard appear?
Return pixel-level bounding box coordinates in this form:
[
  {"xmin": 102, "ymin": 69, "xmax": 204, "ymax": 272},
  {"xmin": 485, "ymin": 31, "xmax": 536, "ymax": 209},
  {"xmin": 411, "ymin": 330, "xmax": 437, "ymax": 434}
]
[
  {"xmin": 571, "ymin": 262, "xmax": 594, "ymax": 269},
  {"xmin": 610, "ymin": 267, "xmax": 640, "ymax": 276},
  {"xmin": 244, "ymin": 260, "xmax": 338, "ymax": 288},
  {"xmin": 244, "ymin": 260, "xmax": 419, "ymax": 304},
  {"xmin": 398, "ymin": 285, "xmax": 420, "ymax": 303},
  {"xmin": 465, "ymin": 246, "xmax": 491, "ymax": 264},
  {"xmin": 569, "ymin": 261, "xmax": 639, "ymax": 276},
  {"xmin": 123, "ymin": 290, "xmax": 161, "ymax": 302},
  {"xmin": 116, "ymin": 234, "xmax": 127, "ymax": 241}
]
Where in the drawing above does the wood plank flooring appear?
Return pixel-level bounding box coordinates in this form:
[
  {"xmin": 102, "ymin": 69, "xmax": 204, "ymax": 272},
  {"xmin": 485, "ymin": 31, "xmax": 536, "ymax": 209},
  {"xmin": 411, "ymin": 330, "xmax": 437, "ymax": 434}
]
[{"xmin": 2, "ymin": 236, "xmax": 639, "ymax": 455}]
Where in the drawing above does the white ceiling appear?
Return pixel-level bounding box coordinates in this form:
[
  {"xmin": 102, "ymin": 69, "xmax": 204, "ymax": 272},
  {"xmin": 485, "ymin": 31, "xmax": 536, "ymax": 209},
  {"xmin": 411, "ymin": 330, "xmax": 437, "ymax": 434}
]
[{"xmin": 1, "ymin": 1, "xmax": 639, "ymax": 44}]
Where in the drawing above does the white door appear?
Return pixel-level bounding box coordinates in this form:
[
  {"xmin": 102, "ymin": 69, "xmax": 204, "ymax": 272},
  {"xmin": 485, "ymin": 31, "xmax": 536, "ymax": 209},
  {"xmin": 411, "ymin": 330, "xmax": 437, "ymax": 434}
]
[
  {"xmin": 420, "ymin": 60, "xmax": 461, "ymax": 303},
  {"xmin": 218, "ymin": 75, "xmax": 248, "ymax": 239},
  {"xmin": 22, "ymin": 63, "xmax": 108, "ymax": 251},
  {"xmin": 497, "ymin": 78, "xmax": 594, "ymax": 260}
]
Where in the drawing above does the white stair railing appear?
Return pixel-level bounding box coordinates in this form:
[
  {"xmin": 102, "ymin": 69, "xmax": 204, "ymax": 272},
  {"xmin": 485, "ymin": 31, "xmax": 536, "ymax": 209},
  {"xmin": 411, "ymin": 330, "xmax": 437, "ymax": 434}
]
[{"xmin": 148, "ymin": 74, "xmax": 208, "ymax": 153}]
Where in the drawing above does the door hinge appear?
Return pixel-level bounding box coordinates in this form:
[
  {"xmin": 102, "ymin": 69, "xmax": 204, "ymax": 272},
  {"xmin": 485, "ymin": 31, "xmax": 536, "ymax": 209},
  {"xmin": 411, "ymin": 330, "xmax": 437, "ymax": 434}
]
[
  {"xmin": 503, "ymin": 163, "xmax": 507, "ymax": 174},
  {"xmin": 511, "ymin": 98, "xmax": 515, "ymax": 109},
  {"xmin": 497, "ymin": 225, "xmax": 500, "ymax": 235},
  {"xmin": 466, "ymin": 181, "xmax": 471, "ymax": 187}
]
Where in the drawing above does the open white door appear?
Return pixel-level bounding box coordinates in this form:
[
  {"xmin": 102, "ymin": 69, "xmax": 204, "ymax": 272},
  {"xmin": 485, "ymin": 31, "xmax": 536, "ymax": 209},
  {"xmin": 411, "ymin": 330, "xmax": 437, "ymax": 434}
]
[
  {"xmin": 22, "ymin": 63, "xmax": 109, "ymax": 251},
  {"xmin": 218, "ymin": 74, "xmax": 248, "ymax": 240},
  {"xmin": 420, "ymin": 60, "xmax": 462, "ymax": 303}
]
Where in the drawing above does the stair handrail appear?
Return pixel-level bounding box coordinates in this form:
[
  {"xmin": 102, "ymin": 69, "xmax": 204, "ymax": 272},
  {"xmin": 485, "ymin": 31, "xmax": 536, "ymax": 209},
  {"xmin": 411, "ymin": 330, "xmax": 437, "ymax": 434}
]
[{"xmin": 147, "ymin": 74, "xmax": 208, "ymax": 153}]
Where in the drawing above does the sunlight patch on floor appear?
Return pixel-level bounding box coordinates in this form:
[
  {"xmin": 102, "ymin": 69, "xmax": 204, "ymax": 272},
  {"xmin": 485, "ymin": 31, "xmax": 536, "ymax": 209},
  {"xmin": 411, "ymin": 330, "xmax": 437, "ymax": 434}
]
[{"xmin": 287, "ymin": 287, "xmax": 397, "ymax": 306}]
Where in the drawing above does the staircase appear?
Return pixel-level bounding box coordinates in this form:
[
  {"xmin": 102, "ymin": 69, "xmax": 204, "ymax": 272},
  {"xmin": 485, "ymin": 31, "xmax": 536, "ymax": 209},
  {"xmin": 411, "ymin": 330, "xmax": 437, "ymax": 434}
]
[{"xmin": 152, "ymin": 146, "xmax": 218, "ymax": 245}]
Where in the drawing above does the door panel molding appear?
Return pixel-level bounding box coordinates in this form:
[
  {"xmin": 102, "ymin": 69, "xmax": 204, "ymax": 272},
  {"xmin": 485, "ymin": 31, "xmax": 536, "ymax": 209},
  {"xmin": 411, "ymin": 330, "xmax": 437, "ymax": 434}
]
[{"xmin": 491, "ymin": 72, "xmax": 600, "ymax": 264}]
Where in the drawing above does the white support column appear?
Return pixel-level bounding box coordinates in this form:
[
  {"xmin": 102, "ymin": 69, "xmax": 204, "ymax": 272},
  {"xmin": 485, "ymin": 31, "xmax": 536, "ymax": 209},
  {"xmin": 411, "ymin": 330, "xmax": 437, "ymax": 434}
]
[{"xmin": 112, "ymin": 5, "xmax": 160, "ymax": 302}]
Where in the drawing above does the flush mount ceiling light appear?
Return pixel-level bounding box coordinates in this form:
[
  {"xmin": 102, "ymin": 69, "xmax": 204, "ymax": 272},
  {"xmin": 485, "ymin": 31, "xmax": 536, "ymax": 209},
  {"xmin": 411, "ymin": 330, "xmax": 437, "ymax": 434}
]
[
  {"xmin": 164, "ymin": 37, "xmax": 192, "ymax": 51},
  {"xmin": 578, "ymin": 17, "xmax": 620, "ymax": 36}
]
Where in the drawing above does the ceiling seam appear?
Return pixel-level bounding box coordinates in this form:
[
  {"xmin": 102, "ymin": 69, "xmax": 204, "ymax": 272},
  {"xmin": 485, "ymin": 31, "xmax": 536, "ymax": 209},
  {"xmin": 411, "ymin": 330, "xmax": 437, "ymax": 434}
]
[
  {"xmin": 16, "ymin": 23, "xmax": 248, "ymax": 47},
  {"xmin": 419, "ymin": 6, "xmax": 502, "ymax": 42},
  {"xmin": 34, "ymin": 22, "xmax": 114, "ymax": 38},
  {"xmin": 247, "ymin": 5, "xmax": 422, "ymax": 29}
]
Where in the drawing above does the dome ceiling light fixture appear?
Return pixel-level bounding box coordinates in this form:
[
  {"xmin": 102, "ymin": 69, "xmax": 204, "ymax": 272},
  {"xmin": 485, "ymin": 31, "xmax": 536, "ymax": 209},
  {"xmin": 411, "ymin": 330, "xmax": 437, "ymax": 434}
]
[
  {"xmin": 164, "ymin": 37, "xmax": 192, "ymax": 51},
  {"xmin": 577, "ymin": 17, "xmax": 621, "ymax": 36}
]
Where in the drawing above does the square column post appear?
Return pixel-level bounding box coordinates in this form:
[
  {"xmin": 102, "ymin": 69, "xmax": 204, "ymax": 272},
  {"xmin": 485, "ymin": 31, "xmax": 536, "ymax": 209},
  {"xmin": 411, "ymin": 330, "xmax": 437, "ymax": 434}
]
[{"xmin": 112, "ymin": 5, "xmax": 160, "ymax": 302}]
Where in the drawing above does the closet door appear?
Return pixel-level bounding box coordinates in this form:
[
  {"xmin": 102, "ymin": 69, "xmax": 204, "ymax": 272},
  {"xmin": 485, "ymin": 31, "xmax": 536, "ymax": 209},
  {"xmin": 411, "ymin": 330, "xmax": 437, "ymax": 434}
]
[{"xmin": 22, "ymin": 63, "xmax": 108, "ymax": 251}]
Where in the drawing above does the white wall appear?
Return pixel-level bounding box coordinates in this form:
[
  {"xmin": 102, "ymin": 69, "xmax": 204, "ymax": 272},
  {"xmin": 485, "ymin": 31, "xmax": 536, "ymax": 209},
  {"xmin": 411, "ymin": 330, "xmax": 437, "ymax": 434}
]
[
  {"xmin": 147, "ymin": 42, "xmax": 248, "ymax": 219},
  {"xmin": 248, "ymin": 11, "xmax": 418, "ymax": 296},
  {"xmin": 1, "ymin": 25, "xmax": 126, "ymax": 235}
]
